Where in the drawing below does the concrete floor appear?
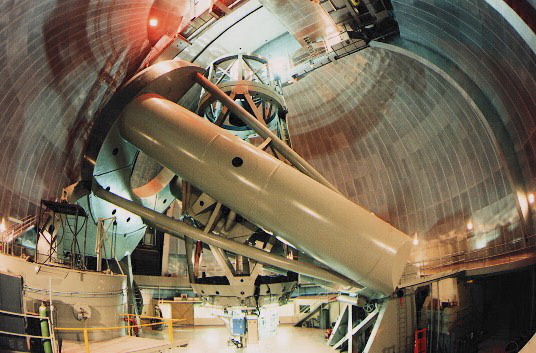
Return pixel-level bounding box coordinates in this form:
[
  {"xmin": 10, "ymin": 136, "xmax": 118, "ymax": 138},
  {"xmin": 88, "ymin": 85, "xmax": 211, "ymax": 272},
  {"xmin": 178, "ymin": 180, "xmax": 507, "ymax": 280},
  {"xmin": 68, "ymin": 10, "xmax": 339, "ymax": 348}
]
[
  {"xmin": 61, "ymin": 336, "xmax": 188, "ymax": 353},
  {"xmin": 143, "ymin": 325, "xmax": 335, "ymax": 353}
]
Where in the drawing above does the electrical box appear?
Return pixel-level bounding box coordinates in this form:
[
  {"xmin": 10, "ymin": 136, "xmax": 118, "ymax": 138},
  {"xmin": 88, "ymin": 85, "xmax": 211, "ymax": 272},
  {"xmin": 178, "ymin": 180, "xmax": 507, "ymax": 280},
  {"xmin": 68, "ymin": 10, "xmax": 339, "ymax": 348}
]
[{"xmin": 230, "ymin": 317, "xmax": 246, "ymax": 335}]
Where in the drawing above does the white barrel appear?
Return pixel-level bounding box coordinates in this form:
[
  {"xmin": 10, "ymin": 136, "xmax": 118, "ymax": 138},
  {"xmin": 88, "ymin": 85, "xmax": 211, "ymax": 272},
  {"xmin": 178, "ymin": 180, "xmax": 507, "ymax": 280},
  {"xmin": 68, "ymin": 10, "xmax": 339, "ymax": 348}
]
[{"xmin": 119, "ymin": 94, "xmax": 412, "ymax": 296}]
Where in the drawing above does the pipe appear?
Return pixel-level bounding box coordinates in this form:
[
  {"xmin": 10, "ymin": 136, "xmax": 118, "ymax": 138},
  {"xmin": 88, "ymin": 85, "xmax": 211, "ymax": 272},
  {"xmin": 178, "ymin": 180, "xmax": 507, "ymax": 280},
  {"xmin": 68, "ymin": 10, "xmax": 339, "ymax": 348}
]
[
  {"xmin": 429, "ymin": 283, "xmax": 433, "ymax": 353},
  {"xmin": 264, "ymin": 266, "xmax": 347, "ymax": 293},
  {"xmin": 39, "ymin": 303, "xmax": 52, "ymax": 353},
  {"xmin": 118, "ymin": 94, "xmax": 412, "ymax": 296},
  {"xmin": 224, "ymin": 210, "xmax": 236, "ymax": 232},
  {"xmin": 93, "ymin": 182, "xmax": 359, "ymax": 290},
  {"xmin": 337, "ymin": 295, "xmax": 367, "ymax": 307},
  {"xmin": 184, "ymin": 235, "xmax": 195, "ymax": 283},
  {"xmin": 436, "ymin": 281, "xmax": 440, "ymax": 353},
  {"xmin": 194, "ymin": 72, "xmax": 339, "ymax": 194}
]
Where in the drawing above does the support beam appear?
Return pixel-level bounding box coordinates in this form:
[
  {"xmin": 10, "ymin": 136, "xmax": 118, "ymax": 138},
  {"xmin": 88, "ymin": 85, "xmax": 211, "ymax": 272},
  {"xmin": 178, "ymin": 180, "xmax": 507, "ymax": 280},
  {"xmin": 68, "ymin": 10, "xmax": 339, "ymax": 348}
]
[
  {"xmin": 363, "ymin": 298, "xmax": 400, "ymax": 353},
  {"xmin": 328, "ymin": 304, "xmax": 348, "ymax": 346},
  {"xmin": 92, "ymin": 181, "xmax": 359, "ymax": 291},
  {"xmin": 194, "ymin": 72, "xmax": 339, "ymax": 194},
  {"xmin": 348, "ymin": 302, "xmax": 353, "ymax": 353},
  {"xmin": 333, "ymin": 308, "xmax": 379, "ymax": 350}
]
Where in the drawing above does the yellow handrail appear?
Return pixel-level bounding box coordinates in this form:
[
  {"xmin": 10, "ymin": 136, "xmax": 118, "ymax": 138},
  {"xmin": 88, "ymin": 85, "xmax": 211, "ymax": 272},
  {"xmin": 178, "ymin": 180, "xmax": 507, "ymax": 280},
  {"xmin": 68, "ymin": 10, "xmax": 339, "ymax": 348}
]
[
  {"xmin": 55, "ymin": 315, "xmax": 186, "ymax": 353},
  {"xmin": 0, "ymin": 329, "xmax": 52, "ymax": 340},
  {"xmin": 0, "ymin": 308, "xmax": 50, "ymax": 320},
  {"xmin": 55, "ymin": 322, "xmax": 168, "ymax": 331},
  {"xmin": 119, "ymin": 313, "xmax": 186, "ymax": 322}
]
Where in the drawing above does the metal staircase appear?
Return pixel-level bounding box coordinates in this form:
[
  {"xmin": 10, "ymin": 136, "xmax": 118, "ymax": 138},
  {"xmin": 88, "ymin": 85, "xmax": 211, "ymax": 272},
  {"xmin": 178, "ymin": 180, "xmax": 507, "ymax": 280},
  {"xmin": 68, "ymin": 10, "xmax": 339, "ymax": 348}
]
[
  {"xmin": 0, "ymin": 215, "xmax": 36, "ymax": 253},
  {"xmin": 295, "ymin": 302, "xmax": 328, "ymax": 327},
  {"xmin": 294, "ymin": 293, "xmax": 335, "ymax": 328}
]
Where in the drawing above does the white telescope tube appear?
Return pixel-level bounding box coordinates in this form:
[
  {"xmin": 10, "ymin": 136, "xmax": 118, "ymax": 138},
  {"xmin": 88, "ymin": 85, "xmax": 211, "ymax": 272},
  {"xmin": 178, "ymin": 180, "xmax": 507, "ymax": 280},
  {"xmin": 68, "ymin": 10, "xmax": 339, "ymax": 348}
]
[
  {"xmin": 93, "ymin": 182, "xmax": 357, "ymax": 289},
  {"xmin": 119, "ymin": 94, "xmax": 412, "ymax": 296}
]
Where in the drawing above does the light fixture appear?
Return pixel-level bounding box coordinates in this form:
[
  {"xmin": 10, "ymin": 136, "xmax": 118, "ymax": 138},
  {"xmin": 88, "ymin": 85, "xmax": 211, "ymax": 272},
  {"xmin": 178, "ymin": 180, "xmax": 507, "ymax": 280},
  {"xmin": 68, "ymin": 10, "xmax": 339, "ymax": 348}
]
[
  {"xmin": 412, "ymin": 233, "xmax": 419, "ymax": 246},
  {"xmin": 148, "ymin": 18, "xmax": 159, "ymax": 27},
  {"xmin": 529, "ymin": 193, "xmax": 535, "ymax": 205},
  {"xmin": 0, "ymin": 218, "xmax": 5, "ymax": 232},
  {"xmin": 466, "ymin": 222, "xmax": 473, "ymax": 231}
]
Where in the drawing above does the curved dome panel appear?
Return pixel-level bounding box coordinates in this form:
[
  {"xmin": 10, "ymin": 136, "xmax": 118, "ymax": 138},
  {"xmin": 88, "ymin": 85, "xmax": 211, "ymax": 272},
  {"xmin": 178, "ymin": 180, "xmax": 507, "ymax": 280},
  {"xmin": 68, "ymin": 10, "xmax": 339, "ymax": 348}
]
[
  {"xmin": 0, "ymin": 0, "xmax": 533, "ymax": 274},
  {"xmin": 0, "ymin": 0, "xmax": 156, "ymax": 219},
  {"xmin": 285, "ymin": 47, "xmax": 526, "ymax": 267},
  {"xmin": 392, "ymin": 0, "xmax": 536, "ymax": 206}
]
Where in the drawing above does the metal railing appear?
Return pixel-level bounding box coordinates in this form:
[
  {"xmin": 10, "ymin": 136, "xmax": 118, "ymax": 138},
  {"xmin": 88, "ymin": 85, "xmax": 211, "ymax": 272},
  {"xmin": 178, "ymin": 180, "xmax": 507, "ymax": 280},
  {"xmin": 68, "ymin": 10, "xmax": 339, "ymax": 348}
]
[
  {"xmin": 412, "ymin": 234, "xmax": 536, "ymax": 275},
  {"xmin": 0, "ymin": 306, "xmax": 185, "ymax": 353},
  {"xmin": 55, "ymin": 314, "xmax": 185, "ymax": 353},
  {"xmin": 0, "ymin": 308, "xmax": 57, "ymax": 353},
  {"xmin": 0, "ymin": 215, "xmax": 37, "ymax": 254}
]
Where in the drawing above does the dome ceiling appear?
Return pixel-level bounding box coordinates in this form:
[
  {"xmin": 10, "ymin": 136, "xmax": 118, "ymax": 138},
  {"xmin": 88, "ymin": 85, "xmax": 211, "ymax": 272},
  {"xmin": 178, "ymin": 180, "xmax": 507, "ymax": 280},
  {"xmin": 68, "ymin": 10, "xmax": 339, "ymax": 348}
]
[{"xmin": 0, "ymin": 0, "xmax": 533, "ymax": 267}]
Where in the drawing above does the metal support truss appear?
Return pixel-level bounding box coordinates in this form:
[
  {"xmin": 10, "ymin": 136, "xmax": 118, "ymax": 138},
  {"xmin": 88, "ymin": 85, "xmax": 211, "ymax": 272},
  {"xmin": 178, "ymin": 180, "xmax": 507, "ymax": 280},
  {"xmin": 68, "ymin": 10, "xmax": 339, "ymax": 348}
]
[{"xmin": 328, "ymin": 297, "xmax": 402, "ymax": 353}]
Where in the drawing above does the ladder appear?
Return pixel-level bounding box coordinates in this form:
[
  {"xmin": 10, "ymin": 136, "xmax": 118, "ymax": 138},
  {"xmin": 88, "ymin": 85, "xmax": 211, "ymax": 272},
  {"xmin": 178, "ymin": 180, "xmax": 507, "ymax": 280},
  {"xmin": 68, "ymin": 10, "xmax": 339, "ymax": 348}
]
[{"xmin": 398, "ymin": 296, "xmax": 408, "ymax": 353}]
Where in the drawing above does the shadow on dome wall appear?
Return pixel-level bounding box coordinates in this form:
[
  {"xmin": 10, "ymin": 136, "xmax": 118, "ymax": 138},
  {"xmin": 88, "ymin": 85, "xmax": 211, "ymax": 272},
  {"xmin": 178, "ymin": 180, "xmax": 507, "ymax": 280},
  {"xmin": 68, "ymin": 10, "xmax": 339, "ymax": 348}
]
[
  {"xmin": 0, "ymin": 0, "xmax": 159, "ymax": 219},
  {"xmin": 290, "ymin": 52, "xmax": 401, "ymax": 161},
  {"xmin": 42, "ymin": 1, "xmax": 156, "ymax": 181},
  {"xmin": 43, "ymin": 0, "xmax": 96, "ymax": 87}
]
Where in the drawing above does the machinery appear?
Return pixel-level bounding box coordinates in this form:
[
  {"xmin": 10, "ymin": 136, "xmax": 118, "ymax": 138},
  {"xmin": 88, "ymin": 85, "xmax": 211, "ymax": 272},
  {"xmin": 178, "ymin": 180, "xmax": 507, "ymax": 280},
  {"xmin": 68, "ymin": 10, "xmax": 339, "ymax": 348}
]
[
  {"xmin": 0, "ymin": 0, "xmax": 534, "ymax": 352},
  {"xmin": 198, "ymin": 54, "xmax": 289, "ymax": 142},
  {"xmin": 188, "ymin": 54, "xmax": 297, "ymax": 311},
  {"xmin": 27, "ymin": 54, "xmax": 412, "ymax": 350}
]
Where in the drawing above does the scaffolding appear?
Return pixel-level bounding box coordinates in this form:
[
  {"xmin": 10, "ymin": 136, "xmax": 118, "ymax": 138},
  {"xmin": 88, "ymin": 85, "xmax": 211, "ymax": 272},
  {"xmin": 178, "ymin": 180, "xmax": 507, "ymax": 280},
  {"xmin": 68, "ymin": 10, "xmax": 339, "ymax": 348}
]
[{"xmin": 35, "ymin": 200, "xmax": 88, "ymax": 270}]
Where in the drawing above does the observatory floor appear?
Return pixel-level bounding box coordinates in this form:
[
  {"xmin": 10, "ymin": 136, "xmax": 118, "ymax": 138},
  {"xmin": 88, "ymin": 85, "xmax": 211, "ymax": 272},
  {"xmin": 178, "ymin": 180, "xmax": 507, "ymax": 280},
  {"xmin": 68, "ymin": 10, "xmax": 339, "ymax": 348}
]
[
  {"xmin": 141, "ymin": 324, "xmax": 334, "ymax": 353},
  {"xmin": 61, "ymin": 336, "xmax": 188, "ymax": 353}
]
